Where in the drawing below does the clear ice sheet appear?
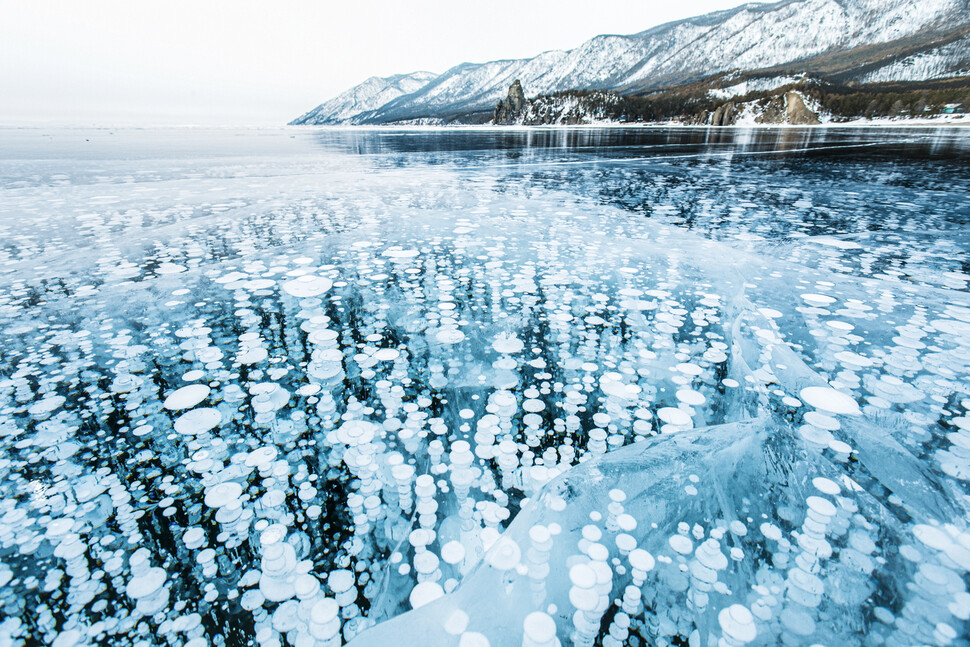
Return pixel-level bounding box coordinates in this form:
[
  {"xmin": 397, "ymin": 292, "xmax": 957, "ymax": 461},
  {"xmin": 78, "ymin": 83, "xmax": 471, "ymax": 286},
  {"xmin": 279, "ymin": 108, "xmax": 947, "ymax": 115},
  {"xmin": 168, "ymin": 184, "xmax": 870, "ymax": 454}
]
[{"xmin": 0, "ymin": 127, "xmax": 968, "ymax": 647}]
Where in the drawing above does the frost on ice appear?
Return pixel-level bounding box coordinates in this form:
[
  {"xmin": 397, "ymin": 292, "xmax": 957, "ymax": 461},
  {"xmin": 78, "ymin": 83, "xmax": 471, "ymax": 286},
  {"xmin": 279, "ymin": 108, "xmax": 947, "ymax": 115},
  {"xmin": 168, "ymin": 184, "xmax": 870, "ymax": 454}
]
[{"xmin": 0, "ymin": 129, "xmax": 968, "ymax": 647}]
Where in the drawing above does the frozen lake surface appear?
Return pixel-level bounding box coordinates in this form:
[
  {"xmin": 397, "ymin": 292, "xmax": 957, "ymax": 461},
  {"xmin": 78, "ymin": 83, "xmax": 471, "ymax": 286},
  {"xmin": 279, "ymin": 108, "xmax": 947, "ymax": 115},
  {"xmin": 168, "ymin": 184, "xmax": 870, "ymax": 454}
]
[{"xmin": 1, "ymin": 126, "xmax": 969, "ymax": 647}]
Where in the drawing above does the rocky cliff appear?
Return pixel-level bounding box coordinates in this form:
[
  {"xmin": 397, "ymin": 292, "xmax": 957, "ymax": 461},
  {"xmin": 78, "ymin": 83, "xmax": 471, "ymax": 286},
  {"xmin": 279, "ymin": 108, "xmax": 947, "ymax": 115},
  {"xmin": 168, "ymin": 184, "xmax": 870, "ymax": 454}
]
[
  {"xmin": 492, "ymin": 80, "xmax": 527, "ymax": 124},
  {"xmin": 490, "ymin": 78, "xmax": 969, "ymax": 126},
  {"xmin": 707, "ymin": 91, "xmax": 821, "ymax": 125},
  {"xmin": 493, "ymin": 82, "xmax": 824, "ymax": 126},
  {"xmin": 492, "ymin": 83, "xmax": 627, "ymax": 125}
]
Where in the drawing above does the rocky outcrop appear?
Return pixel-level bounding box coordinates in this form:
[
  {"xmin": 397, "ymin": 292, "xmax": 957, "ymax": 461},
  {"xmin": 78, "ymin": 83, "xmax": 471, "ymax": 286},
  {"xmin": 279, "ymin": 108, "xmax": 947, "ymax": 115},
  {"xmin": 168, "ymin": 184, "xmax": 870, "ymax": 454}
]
[
  {"xmin": 492, "ymin": 86, "xmax": 627, "ymax": 125},
  {"xmin": 491, "ymin": 85, "xmax": 825, "ymax": 126},
  {"xmin": 708, "ymin": 91, "xmax": 821, "ymax": 125},
  {"xmin": 492, "ymin": 80, "xmax": 528, "ymax": 124},
  {"xmin": 756, "ymin": 96, "xmax": 787, "ymax": 124},
  {"xmin": 783, "ymin": 91, "xmax": 821, "ymax": 124},
  {"xmin": 710, "ymin": 101, "xmax": 740, "ymax": 125},
  {"xmin": 753, "ymin": 91, "xmax": 821, "ymax": 124}
]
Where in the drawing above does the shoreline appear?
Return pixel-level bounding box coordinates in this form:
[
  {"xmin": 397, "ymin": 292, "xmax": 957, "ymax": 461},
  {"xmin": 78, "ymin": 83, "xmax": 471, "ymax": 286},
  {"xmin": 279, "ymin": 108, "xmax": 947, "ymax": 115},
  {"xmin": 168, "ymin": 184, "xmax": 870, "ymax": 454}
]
[
  {"xmin": 292, "ymin": 118, "xmax": 970, "ymax": 130},
  {"xmin": 1, "ymin": 119, "xmax": 968, "ymax": 131}
]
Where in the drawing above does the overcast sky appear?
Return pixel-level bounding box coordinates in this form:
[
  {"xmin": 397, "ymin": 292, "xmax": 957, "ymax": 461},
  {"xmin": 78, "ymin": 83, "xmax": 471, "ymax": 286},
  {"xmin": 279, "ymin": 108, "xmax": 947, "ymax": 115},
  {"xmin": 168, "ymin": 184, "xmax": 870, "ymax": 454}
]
[{"xmin": 1, "ymin": 0, "xmax": 750, "ymax": 126}]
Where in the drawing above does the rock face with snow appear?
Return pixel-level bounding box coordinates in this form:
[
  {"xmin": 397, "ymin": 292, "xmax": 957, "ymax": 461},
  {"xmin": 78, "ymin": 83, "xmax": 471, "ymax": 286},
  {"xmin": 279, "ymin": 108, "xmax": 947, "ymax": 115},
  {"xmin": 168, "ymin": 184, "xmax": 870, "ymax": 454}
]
[
  {"xmin": 492, "ymin": 80, "xmax": 527, "ymax": 124},
  {"xmin": 492, "ymin": 84, "xmax": 626, "ymax": 125},
  {"xmin": 783, "ymin": 92, "xmax": 821, "ymax": 125},
  {"xmin": 710, "ymin": 101, "xmax": 740, "ymax": 127},
  {"xmin": 708, "ymin": 91, "xmax": 822, "ymax": 125},
  {"xmin": 293, "ymin": 0, "xmax": 970, "ymax": 125}
]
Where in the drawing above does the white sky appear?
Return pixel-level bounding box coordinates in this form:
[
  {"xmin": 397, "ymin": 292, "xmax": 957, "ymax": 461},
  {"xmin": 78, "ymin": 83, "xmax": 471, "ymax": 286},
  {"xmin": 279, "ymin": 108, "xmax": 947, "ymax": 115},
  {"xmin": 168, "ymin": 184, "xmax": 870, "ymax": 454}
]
[{"xmin": 0, "ymin": 0, "xmax": 749, "ymax": 126}]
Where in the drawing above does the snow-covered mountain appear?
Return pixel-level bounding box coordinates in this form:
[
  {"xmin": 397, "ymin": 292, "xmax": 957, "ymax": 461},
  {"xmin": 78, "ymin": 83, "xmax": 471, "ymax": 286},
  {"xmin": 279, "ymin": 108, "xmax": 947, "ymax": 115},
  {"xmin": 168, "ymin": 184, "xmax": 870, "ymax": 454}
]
[
  {"xmin": 859, "ymin": 33, "xmax": 970, "ymax": 84},
  {"xmin": 290, "ymin": 71, "xmax": 437, "ymax": 125},
  {"xmin": 294, "ymin": 0, "xmax": 970, "ymax": 125},
  {"xmin": 617, "ymin": 0, "xmax": 967, "ymax": 90}
]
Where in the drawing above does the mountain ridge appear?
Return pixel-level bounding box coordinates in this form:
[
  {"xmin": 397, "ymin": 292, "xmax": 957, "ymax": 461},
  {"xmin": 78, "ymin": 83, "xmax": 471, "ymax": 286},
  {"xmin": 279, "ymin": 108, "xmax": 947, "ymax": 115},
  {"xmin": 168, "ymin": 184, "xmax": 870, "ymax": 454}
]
[
  {"xmin": 291, "ymin": 0, "xmax": 970, "ymax": 125},
  {"xmin": 290, "ymin": 71, "xmax": 438, "ymax": 126}
]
